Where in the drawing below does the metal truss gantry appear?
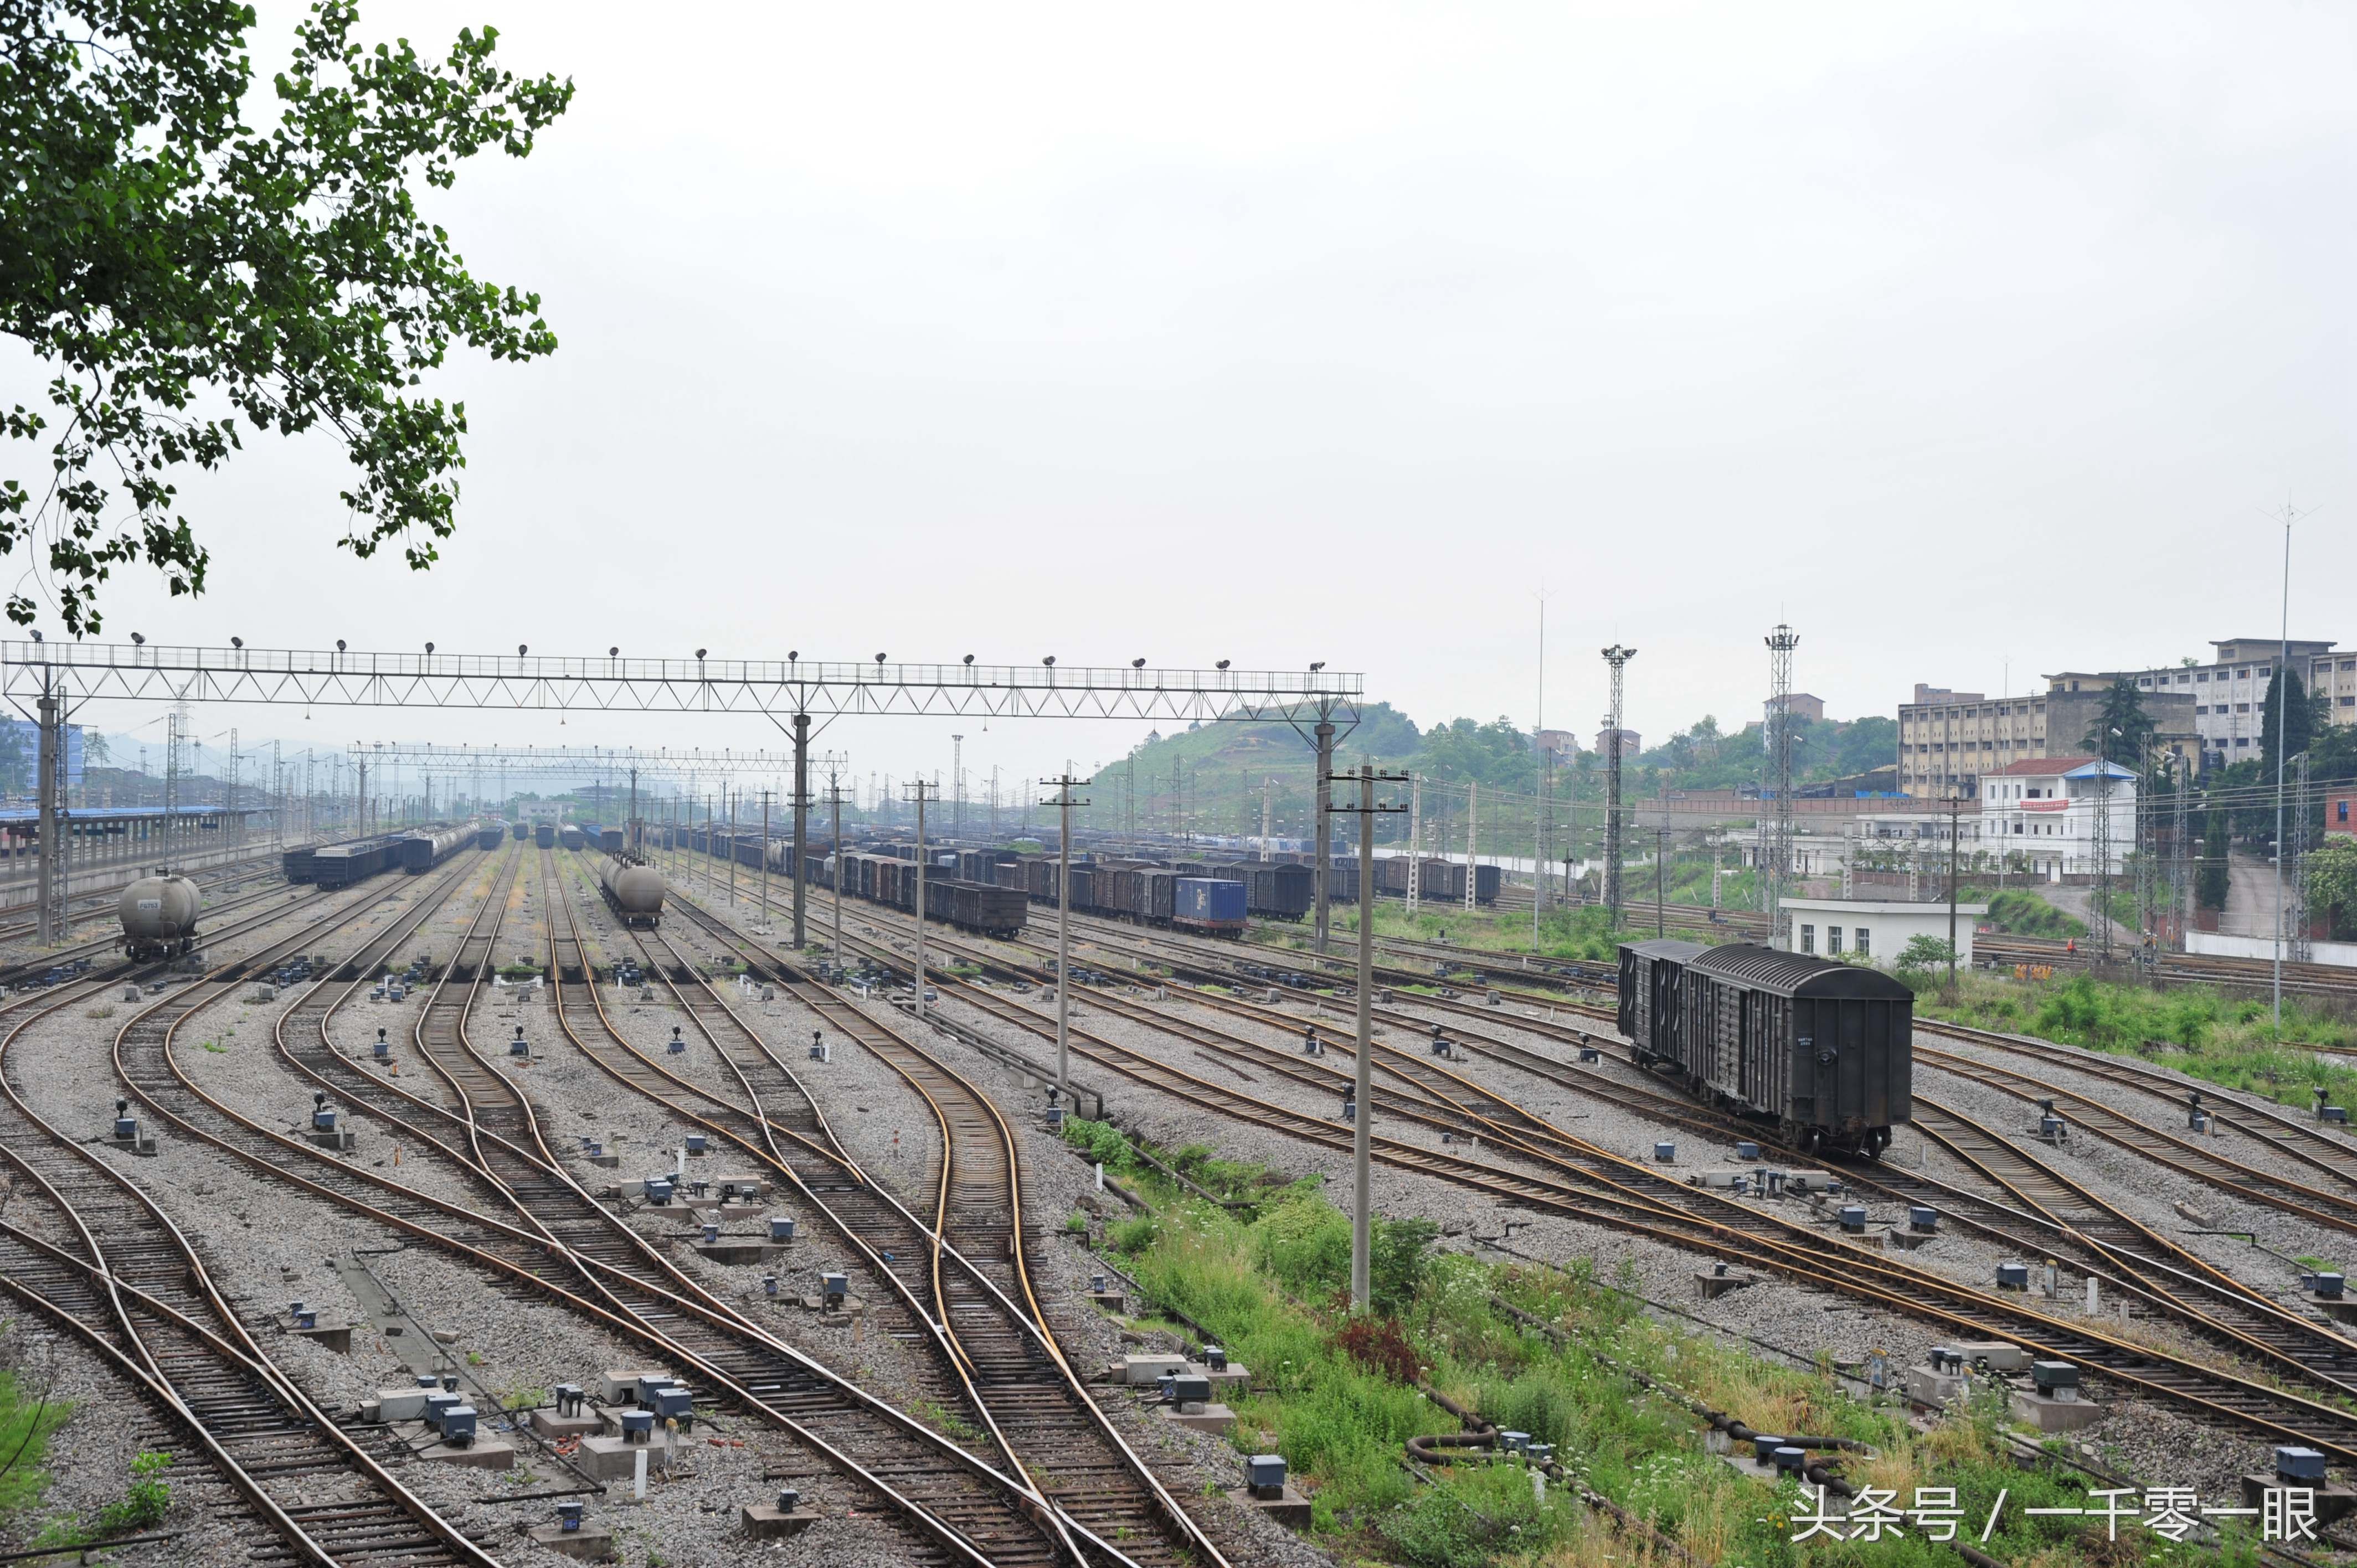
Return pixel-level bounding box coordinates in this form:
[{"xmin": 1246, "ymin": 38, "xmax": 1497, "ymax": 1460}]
[{"xmin": 6, "ymin": 642, "xmax": 1363, "ymax": 951}]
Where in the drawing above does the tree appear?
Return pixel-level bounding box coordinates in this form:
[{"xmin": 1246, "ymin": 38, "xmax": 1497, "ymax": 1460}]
[
  {"xmin": 2197, "ymin": 803, "xmax": 2230, "ymax": 911},
  {"xmin": 1419, "ymin": 716, "xmax": 1538, "ymax": 791},
  {"xmin": 2261, "ymin": 667, "xmax": 2320, "ymax": 788},
  {"xmin": 1892, "ymin": 934, "xmax": 1955, "ymax": 974},
  {"xmin": 2312, "ymin": 838, "xmax": 2357, "ymax": 941},
  {"xmin": 3, "ymin": 1, "xmax": 573, "ymax": 633},
  {"xmin": 2082, "ymin": 677, "xmax": 2155, "ymax": 766}
]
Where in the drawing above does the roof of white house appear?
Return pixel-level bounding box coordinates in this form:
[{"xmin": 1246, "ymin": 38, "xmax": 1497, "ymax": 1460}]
[
  {"xmin": 1780, "ymin": 897, "xmax": 1991, "ymax": 916},
  {"xmin": 1983, "ymin": 756, "xmax": 2134, "ymax": 781}
]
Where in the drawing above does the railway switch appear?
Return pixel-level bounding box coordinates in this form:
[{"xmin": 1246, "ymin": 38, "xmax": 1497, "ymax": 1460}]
[
  {"xmin": 511, "ymin": 1025, "xmax": 529, "ymax": 1058},
  {"xmin": 374, "ymin": 1028, "xmax": 389, "ymax": 1060},
  {"xmin": 556, "ymin": 1384, "xmax": 586, "ymax": 1416},
  {"xmin": 1734, "ymin": 1141, "xmax": 1759, "ymax": 1160},
  {"xmin": 1996, "ymin": 1262, "xmax": 2030, "ymax": 1291},
  {"xmin": 437, "ymin": 1404, "xmax": 477, "ymax": 1446},
  {"xmin": 775, "ymin": 1487, "xmax": 801, "ymax": 1513},
  {"xmin": 1203, "ymin": 1344, "xmax": 1227, "ymax": 1370},
  {"xmin": 1246, "ymin": 1455, "xmax": 1288, "ymax": 1498},
  {"xmin": 668, "ymin": 1026, "xmax": 686, "ymax": 1055},
  {"xmin": 768, "ymin": 1216, "xmax": 796, "ymax": 1242},
  {"xmin": 763, "ymin": 1274, "xmax": 778, "ymax": 1297},
  {"xmin": 1577, "ymin": 1044, "xmax": 1601, "ymax": 1062},
  {"xmin": 700, "ymin": 1223, "xmax": 719, "ymax": 1245},
  {"xmin": 1929, "ymin": 1347, "xmax": 1962, "ymax": 1374},
  {"xmin": 685, "ymin": 1134, "xmax": 707, "ymax": 1155},
  {"xmin": 556, "ymin": 1502, "xmax": 585, "ymax": 1533},
  {"xmin": 821, "ymin": 1273, "xmax": 848, "ymax": 1307},
  {"xmin": 1908, "ymin": 1206, "xmax": 1938, "ymax": 1233},
  {"xmin": 620, "ymin": 1410, "xmax": 655, "ymax": 1443},
  {"xmin": 1653, "ymin": 1142, "xmax": 1675, "ymax": 1163},
  {"xmin": 1838, "ymin": 1205, "xmax": 1867, "ymax": 1234}
]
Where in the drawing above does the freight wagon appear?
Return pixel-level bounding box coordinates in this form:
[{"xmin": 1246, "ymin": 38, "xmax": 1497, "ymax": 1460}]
[
  {"xmin": 1173, "ymin": 876, "xmax": 1247, "ymax": 936},
  {"xmin": 1618, "ymin": 940, "xmax": 1911, "ymax": 1157},
  {"xmin": 397, "ymin": 826, "xmax": 472, "ymax": 874},
  {"xmin": 477, "ymin": 824, "xmax": 507, "ymax": 850},
  {"xmin": 310, "ymin": 837, "xmax": 399, "ymax": 889},
  {"xmin": 535, "ymin": 824, "xmax": 555, "ymax": 848},
  {"xmin": 511, "ymin": 822, "xmax": 532, "ymax": 842},
  {"xmin": 558, "ymin": 825, "xmax": 586, "ymax": 850}
]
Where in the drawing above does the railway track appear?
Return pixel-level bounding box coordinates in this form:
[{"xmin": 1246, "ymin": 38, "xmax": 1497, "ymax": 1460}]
[
  {"xmin": 792, "ymin": 893, "xmax": 2357, "ymax": 1463},
  {"xmin": 85, "ymin": 845, "xmax": 1095, "ymax": 1567},
  {"xmin": 0, "ymin": 845, "xmax": 292, "ymax": 951},
  {"xmin": 557, "ymin": 854, "xmax": 1232, "ymax": 1567},
  {"xmin": 264, "ymin": 844, "xmax": 1099, "ymax": 1566},
  {"xmin": 0, "ymin": 886, "xmax": 495, "ymax": 1565}
]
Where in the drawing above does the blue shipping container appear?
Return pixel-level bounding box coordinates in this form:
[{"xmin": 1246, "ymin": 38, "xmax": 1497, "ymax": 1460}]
[{"xmin": 1174, "ymin": 876, "xmax": 1247, "ymax": 928}]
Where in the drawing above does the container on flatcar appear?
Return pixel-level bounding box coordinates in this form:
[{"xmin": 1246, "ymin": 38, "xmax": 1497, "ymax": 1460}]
[{"xmin": 1174, "ymin": 876, "xmax": 1247, "ymax": 936}]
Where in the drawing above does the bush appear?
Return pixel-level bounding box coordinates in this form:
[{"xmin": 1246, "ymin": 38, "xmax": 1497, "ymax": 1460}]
[
  {"xmin": 1060, "ymin": 1116, "xmax": 1129, "ymax": 1171},
  {"xmin": 1329, "ymin": 1316, "xmax": 1420, "ymax": 1383},
  {"xmin": 1370, "ymin": 1217, "xmax": 1440, "ymax": 1316},
  {"xmin": 1249, "ymin": 1195, "xmax": 1351, "ymax": 1300}
]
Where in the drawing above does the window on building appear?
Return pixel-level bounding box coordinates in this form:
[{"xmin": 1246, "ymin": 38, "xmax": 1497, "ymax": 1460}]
[
  {"xmin": 2343, "ymin": 661, "xmax": 2355, "ymax": 672},
  {"xmin": 1855, "ymin": 929, "xmax": 1870, "ymax": 956},
  {"xmin": 1799, "ymin": 924, "xmax": 1815, "ymax": 955},
  {"xmin": 2178, "ymin": 673, "xmax": 2190, "ymax": 683},
  {"xmin": 2237, "ymin": 667, "xmax": 2251, "ymax": 679},
  {"xmin": 2197, "ymin": 672, "xmax": 2210, "ymax": 682},
  {"xmin": 2258, "ymin": 666, "xmax": 2271, "ymax": 677},
  {"xmin": 2343, "ymin": 696, "xmax": 2355, "ymax": 707},
  {"xmin": 2013, "ymin": 821, "xmax": 2023, "ymax": 833},
  {"xmin": 2139, "ymin": 678, "xmax": 2150, "ymax": 688},
  {"xmin": 2237, "ymin": 703, "xmax": 2251, "ymax": 713},
  {"xmin": 2236, "ymin": 736, "xmax": 2251, "ymax": 746},
  {"xmin": 1827, "ymin": 927, "xmax": 1844, "ymax": 955},
  {"xmin": 2340, "ymin": 801, "xmax": 2350, "ymax": 822}
]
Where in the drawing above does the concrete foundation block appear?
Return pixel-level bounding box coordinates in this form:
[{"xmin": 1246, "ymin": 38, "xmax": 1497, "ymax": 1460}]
[
  {"xmin": 2304, "ymin": 1293, "xmax": 2357, "ymax": 1325},
  {"xmin": 2011, "ymin": 1391, "xmax": 2104, "ymax": 1433},
  {"xmin": 692, "ymin": 1240, "xmax": 778, "ymax": 1267},
  {"xmin": 575, "ymin": 1435, "xmax": 671, "ymax": 1481},
  {"xmin": 1116, "ymin": 1354, "xmax": 1192, "ymax": 1385},
  {"xmin": 1227, "ymin": 1483, "xmax": 1312, "ymax": 1529},
  {"xmin": 390, "ymin": 1421, "xmax": 515, "ymax": 1469},
  {"xmin": 600, "ymin": 1369, "xmax": 667, "ymax": 1403},
  {"xmin": 1203, "ymin": 1364, "xmax": 1251, "ymax": 1395},
  {"xmin": 1155, "ymin": 1402, "xmax": 1235, "ymax": 1436},
  {"xmin": 527, "ymin": 1523, "xmax": 615, "ymax": 1561},
  {"xmin": 1905, "ymin": 1366, "xmax": 1969, "ymax": 1409},
  {"xmin": 291, "ymin": 1323, "xmax": 353, "ymax": 1355},
  {"xmin": 529, "ymin": 1409, "xmax": 605, "ymax": 1440},
  {"xmin": 1089, "ymin": 1290, "xmax": 1127, "ymax": 1311},
  {"xmin": 372, "ymin": 1387, "xmax": 432, "ymax": 1422},
  {"xmin": 588, "ymin": 1153, "xmax": 620, "ymax": 1169},
  {"xmin": 2240, "ymin": 1476, "xmax": 2357, "ymax": 1525},
  {"xmin": 307, "ymin": 1129, "xmax": 357, "ymax": 1152},
  {"xmin": 741, "ymin": 1505, "xmax": 822, "ymax": 1540},
  {"xmin": 109, "ymin": 1133, "xmax": 159, "ymax": 1158},
  {"xmin": 1694, "ymin": 1270, "xmax": 1760, "ymax": 1301},
  {"xmin": 1952, "ymin": 1341, "xmax": 2029, "ymax": 1374},
  {"xmin": 1884, "ymin": 1228, "xmax": 1933, "ymax": 1251}
]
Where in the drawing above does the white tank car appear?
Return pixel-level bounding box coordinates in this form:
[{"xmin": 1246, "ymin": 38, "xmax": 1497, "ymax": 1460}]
[
  {"xmin": 120, "ymin": 874, "xmax": 203, "ymax": 960},
  {"xmin": 599, "ymin": 855, "xmax": 666, "ymax": 929}
]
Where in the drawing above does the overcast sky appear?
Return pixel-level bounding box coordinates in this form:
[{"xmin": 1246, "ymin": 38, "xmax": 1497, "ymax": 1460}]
[{"xmin": 24, "ymin": 1, "xmax": 2353, "ymax": 801}]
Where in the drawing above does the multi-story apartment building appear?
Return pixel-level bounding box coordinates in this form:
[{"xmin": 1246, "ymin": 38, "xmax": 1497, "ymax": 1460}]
[
  {"xmin": 1764, "ymin": 692, "xmax": 1826, "ymax": 726},
  {"xmin": 2100, "ymin": 638, "xmax": 2343, "ymax": 768},
  {"xmin": 1901, "ymin": 677, "xmax": 2200, "ymax": 800}
]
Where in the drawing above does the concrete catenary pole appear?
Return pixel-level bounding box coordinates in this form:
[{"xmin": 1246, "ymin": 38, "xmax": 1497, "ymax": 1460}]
[
  {"xmin": 1313, "ymin": 718, "xmax": 1335, "ymax": 953},
  {"xmin": 830, "ymin": 771, "xmax": 845, "ymax": 962},
  {"xmin": 1049, "ymin": 766, "xmax": 1089, "ymax": 1107},
  {"xmin": 1352, "ymin": 763, "xmax": 1376, "ymax": 1311},
  {"xmin": 792, "ymin": 710, "xmax": 810, "ymax": 950},
  {"xmin": 909, "ymin": 780, "xmax": 929, "ymax": 1023}
]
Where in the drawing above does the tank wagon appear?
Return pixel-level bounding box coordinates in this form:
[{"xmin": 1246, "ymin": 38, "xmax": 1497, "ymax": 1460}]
[
  {"xmin": 477, "ymin": 823, "xmax": 507, "ymax": 850},
  {"xmin": 397, "ymin": 826, "xmax": 472, "ymax": 874},
  {"xmin": 119, "ymin": 874, "xmax": 203, "ymax": 960},
  {"xmin": 558, "ymin": 825, "xmax": 586, "ymax": 851},
  {"xmin": 1617, "ymin": 941, "xmax": 1911, "ymax": 1157},
  {"xmin": 598, "ymin": 855, "xmax": 666, "ymax": 929},
  {"xmin": 512, "ymin": 822, "xmax": 532, "ymax": 842},
  {"xmin": 535, "ymin": 823, "xmax": 556, "ymax": 848}
]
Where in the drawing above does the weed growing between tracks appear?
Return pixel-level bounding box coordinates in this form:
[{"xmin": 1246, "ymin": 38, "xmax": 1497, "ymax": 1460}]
[
  {"xmin": 1916, "ymin": 972, "xmax": 2357, "ymax": 1108},
  {"xmin": 1070, "ymin": 1120, "xmax": 2236, "ymax": 1566},
  {"xmin": 0, "ymin": 1366, "xmax": 72, "ymax": 1519}
]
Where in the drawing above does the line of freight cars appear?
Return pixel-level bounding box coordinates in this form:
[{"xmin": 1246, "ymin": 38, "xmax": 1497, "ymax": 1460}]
[
  {"xmin": 1617, "ymin": 938, "xmax": 1911, "ymax": 1158},
  {"xmin": 282, "ymin": 824, "xmax": 475, "ymax": 889}
]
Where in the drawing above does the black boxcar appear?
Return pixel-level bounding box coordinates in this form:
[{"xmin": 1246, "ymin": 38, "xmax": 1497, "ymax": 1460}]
[
  {"xmin": 477, "ymin": 824, "xmax": 506, "ymax": 850},
  {"xmin": 600, "ymin": 828, "xmax": 625, "ymax": 854},
  {"xmin": 559, "ymin": 826, "xmax": 586, "ymax": 850},
  {"xmin": 282, "ymin": 845, "xmax": 318, "ymax": 884},
  {"xmin": 511, "ymin": 821, "xmax": 531, "ymax": 842},
  {"xmin": 311, "ymin": 837, "xmax": 394, "ymax": 889},
  {"xmin": 535, "ymin": 823, "xmax": 556, "ymax": 848},
  {"xmin": 1617, "ymin": 939, "xmax": 1706, "ymax": 1070},
  {"xmin": 1678, "ymin": 944, "xmax": 1912, "ymax": 1157}
]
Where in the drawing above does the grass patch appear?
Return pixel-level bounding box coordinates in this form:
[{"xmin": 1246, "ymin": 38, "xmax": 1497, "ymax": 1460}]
[
  {"xmin": 1918, "ymin": 972, "xmax": 2357, "ymax": 1110},
  {"xmin": 30, "ymin": 1450, "xmax": 172, "ymax": 1550},
  {"xmin": 1098, "ymin": 1152, "xmax": 2226, "ymax": 1564},
  {"xmin": 1960, "ymin": 886, "xmax": 2087, "ymax": 939},
  {"xmin": 0, "ymin": 1368, "xmax": 73, "ymax": 1517}
]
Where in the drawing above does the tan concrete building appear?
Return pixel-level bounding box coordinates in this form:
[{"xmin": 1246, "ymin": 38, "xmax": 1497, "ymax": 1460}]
[
  {"xmin": 1898, "ymin": 679, "xmax": 2195, "ymax": 800},
  {"xmin": 2098, "ymin": 638, "xmax": 2346, "ymax": 767}
]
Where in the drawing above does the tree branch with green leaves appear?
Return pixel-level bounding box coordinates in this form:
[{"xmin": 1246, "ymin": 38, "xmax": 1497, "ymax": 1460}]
[{"xmin": 1, "ymin": 0, "xmax": 572, "ymax": 633}]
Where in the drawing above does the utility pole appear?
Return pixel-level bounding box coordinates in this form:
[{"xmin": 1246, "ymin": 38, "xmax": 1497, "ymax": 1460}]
[
  {"xmin": 1405, "ymin": 772, "xmax": 1421, "ymax": 919},
  {"xmin": 2291, "ymin": 751, "xmax": 2313, "ymax": 964},
  {"xmin": 906, "ymin": 780, "xmax": 932, "ymax": 1023},
  {"xmin": 2273, "ymin": 505, "xmax": 2298, "ymax": 1033},
  {"xmin": 1602, "ymin": 644, "xmax": 1636, "ymax": 930},
  {"xmin": 828, "ymin": 769, "xmax": 846, "ymax": 961},
  {"xmin": 34, "ymin": 666, "xmax": 60, "ymax": 945},
  {"xmin": 1945, "ymin": 796, "xmax": 1962, "ymax": 999},
  {"xmin": 1464, "ymin": 781, "xmax": 1478, "ymax": 914},
  {"xmin": 1044, "ymin": 768, "xmax": 1091, "ymax": 1108},
  {"xmin": 1763, "ymin": 626, "xmax": 1798, "ymax": 946},
  {"xmin": 759, "ymin": 789, "xmax": 772, "ymax": 921},
  {"xmin": 2092, "ymin": 747, "xmax": 2113, "ymax": 964},
  {"xmin": 1534, "ymin": 600, "xmax": 1548, "ymax": 940},
  {"xmin": 1330, "ymin": 764, "xmax": 1405, "ymax": 1312},
  {"xmin": 1655, "ymin": 827, "xmax": 1667, "ymax": 937},
  {"xmin": 952, "ymin": 735, "xmax": 964, "ymax": 839}
]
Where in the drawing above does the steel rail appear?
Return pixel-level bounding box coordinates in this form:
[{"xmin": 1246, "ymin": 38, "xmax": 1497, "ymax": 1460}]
[
  {"xmin": 561, "ymin": 854, "xmax": 1227, "ymax": 1567},
  {"xmin": 101, "ymin": 846, "xmax": 1058, "ymax": 1568},
  {"xmin": 0, "ymin": 901, "xmax": 495, "ymax": 1566},
  {"xmin": 809, "ymin": 905, "xmax": 2357, "ymax": 1464}
]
